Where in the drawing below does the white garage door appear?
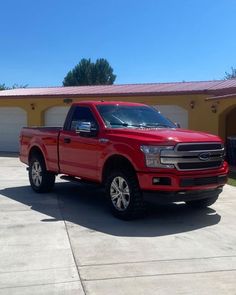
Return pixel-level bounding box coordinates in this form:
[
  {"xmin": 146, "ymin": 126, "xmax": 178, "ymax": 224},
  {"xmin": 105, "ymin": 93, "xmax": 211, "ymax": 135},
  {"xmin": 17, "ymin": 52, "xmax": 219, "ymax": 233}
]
[
  {"xmin": 44, "ymin": 106, "xmax": 70, "ymax": 127},
  {"xmin": 154, "ymin": 105, "xmax": 188, "ymax": 129},
  {"xmin": 0, "ymin": 107, "xmax": 27, "ymax": 152}
]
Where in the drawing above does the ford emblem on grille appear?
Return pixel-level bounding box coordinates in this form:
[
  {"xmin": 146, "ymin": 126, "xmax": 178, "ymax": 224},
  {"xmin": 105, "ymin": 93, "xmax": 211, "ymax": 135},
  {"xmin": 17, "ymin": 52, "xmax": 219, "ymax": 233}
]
[{"xmin": 199, "ymin": 152, "xmax": 211, "ymax": 161}]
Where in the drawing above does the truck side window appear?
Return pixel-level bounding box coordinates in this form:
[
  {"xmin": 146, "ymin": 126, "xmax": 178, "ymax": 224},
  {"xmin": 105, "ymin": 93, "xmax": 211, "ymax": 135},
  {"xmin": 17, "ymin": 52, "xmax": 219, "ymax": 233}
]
[{"xmin": 70, "ymin": 106, "xmax": 98, "ymax": 131}]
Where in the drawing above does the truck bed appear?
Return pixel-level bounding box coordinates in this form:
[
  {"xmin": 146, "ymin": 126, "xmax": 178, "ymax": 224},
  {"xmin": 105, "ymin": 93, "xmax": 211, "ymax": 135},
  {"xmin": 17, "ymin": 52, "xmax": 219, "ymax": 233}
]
[{"xmin": 20, "ymin": 127, "xmax": 62, "ymax": 172}]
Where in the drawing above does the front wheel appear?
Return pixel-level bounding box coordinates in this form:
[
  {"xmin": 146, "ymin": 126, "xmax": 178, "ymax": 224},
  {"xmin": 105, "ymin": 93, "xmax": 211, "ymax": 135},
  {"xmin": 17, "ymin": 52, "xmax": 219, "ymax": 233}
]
[
  {"xmin": 29, "ymin": 155, "xmax": 55, "ymax": 193},
  {"xmin": 185, "ymin": 195, "xmax": 219, "ymax": 209},
  {"xmin": 105, "ymin": 170, "xmax": 145, "ymax": 220}
]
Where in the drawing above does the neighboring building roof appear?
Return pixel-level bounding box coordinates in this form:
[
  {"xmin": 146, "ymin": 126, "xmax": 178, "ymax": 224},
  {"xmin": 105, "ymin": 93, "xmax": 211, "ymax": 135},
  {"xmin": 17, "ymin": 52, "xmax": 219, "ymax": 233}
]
[{"xmin": 1, "ymin": 79, "xmax": 236, "ymax": 99}]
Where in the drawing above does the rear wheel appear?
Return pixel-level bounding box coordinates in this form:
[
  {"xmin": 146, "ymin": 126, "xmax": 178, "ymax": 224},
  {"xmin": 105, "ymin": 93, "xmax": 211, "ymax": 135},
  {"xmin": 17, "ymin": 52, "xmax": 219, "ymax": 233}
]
[
  {"xmin": 105, "ymin": 170, "xmax": 145, "ymax": 220},
  {"xmin": 29, "ymin": 155, "xmax": 55, "ymax": 193},
  {"xmin": 185, "ymin": 195, "xmax": 218, "ymax": 209}
]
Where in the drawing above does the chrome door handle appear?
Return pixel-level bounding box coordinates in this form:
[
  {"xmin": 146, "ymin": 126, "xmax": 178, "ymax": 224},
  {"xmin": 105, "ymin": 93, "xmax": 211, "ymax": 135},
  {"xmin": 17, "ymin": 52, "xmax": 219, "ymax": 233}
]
[
  {"xmin": 99, "ymin": 138, "xmax": 109, "ymax": 143},
  {"xmin": 64, "ymin": 138, "xmax": 71, "ymax": 144}
]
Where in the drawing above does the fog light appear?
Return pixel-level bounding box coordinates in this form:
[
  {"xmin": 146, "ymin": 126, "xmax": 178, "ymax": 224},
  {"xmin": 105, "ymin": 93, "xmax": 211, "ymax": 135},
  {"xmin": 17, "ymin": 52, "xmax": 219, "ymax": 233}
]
[
  {"xmin": 152, "ymin": 177, "xmax": 171, "ymax": 185},
  {"xmin": 153, "ymin": 177, "xmax": 161, "ymax": 184}
]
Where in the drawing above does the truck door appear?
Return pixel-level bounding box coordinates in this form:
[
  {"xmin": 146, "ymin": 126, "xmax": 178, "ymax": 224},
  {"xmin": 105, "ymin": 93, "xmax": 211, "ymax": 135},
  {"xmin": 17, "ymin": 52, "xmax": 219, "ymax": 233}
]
[{"xmin": 59, "ymin": 106, "xmax": 103, "ymax": 181}]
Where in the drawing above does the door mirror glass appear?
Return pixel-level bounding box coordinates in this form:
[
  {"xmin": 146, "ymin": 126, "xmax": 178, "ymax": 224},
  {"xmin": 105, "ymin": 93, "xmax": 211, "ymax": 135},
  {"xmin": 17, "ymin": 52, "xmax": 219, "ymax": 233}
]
[{"xmin": 75, "ymin": 121, "xmax": 98, "ymax": 136}]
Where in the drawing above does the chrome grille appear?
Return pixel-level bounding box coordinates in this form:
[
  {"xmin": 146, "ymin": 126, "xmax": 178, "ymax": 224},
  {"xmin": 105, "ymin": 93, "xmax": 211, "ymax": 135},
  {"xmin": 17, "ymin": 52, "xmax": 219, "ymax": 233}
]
[
  {"xmin": 161, "ymin": 142, "xmax": 225, "ymax": 171},
  {"xmin": 177, "ymin": 143, "xmax": 222, "ymax": 151}
]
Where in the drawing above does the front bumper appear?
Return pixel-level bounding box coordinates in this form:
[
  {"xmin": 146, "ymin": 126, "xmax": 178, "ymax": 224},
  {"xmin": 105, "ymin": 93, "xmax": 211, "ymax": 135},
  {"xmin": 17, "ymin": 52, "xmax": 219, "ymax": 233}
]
[
  {"xmin": 143, "ymin": 187, "xmax": 223, "ymax": 203},
  {"xmin": 137, "ymin": 162, "xmax": 228, "ymax": 192}
]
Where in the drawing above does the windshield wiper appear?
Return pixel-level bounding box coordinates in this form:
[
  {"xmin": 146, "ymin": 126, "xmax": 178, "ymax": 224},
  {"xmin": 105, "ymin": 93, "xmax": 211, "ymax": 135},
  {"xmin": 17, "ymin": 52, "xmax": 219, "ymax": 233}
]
[
  {"xmin": 109, "ymin": 122, "xmax": 129, "ymax": 126},
  {"xmin": 109, "ymin": 122, "xmax": 146, "ymax": 128},
  {"xmin": 109, "ymin": 122, "xmax": 171, "ymax": 128},
  {"xmin": 144, "ymin": 123, "xmax": 171, "ymax": 128}
]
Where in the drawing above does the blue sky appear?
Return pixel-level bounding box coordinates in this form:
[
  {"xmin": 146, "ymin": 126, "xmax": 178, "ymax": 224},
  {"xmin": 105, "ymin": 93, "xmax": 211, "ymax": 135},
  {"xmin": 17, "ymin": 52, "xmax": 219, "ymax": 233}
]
[{"xmin": 1, "ymin": 0, "xmax": 236, "ymax": 87}]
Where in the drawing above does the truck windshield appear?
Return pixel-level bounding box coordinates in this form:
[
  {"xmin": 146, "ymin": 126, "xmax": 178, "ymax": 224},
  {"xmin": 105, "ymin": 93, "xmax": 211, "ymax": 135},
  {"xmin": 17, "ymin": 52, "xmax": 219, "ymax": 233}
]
[{"xmin": 96, "ymin": 105, "xmax": 176, "ymax": 129}]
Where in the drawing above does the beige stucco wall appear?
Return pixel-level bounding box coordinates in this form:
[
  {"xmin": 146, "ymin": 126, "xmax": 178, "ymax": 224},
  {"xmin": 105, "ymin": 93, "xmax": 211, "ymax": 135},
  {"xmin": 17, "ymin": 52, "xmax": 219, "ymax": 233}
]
[{"xmin": 1, "ymin": 94, "xmax": 236, "ymax": 140}]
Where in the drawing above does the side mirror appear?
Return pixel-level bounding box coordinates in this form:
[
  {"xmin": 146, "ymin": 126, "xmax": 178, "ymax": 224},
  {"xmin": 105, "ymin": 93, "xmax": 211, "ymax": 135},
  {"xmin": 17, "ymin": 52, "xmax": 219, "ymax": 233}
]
[{"xmin": 76, "ymin": 121, "xmax": 98, "ymax": 137}]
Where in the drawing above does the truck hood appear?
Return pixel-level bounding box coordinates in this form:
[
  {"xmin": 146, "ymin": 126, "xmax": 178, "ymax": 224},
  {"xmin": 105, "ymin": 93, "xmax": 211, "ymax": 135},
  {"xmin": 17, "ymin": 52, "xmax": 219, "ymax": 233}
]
[{"xmin": 105, "ymin": 128, "xmax": 222, "ymax": 144}]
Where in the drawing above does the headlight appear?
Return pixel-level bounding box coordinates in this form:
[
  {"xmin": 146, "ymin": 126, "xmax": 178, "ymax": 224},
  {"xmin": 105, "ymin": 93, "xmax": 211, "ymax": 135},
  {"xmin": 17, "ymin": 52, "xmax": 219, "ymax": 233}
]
[{"xmin": 140, "ymin": 145, "xmax": 175, "ymax": 168}]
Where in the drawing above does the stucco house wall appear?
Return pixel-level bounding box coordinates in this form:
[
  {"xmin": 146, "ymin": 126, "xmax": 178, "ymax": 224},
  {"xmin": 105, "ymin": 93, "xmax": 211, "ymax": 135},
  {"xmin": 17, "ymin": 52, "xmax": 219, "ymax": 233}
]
[{"xmin": 0, "ymin": 80, "xmax": 236, "ymax": 151}]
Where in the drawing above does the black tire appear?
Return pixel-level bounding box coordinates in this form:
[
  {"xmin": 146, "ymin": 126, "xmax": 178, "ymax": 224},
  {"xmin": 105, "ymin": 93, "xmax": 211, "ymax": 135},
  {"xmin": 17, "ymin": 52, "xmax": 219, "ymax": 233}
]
[
  {"xmin": 105, "ymin": 170, "xmax": 145, "ymax": 220},
  {"xmin": 29, "ymin": 155, "xmax": 55, "ymax": 193},
  {"xmin": 185, "ymin": 195, "xmax": 218, "ymax": 209}
]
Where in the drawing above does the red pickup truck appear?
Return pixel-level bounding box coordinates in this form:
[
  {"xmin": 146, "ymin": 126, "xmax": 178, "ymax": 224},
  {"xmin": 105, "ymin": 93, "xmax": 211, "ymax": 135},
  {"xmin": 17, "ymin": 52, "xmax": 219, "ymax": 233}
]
[{"xmin": 20, "ymin": 101, "xmax": 228, "ymax": 219}]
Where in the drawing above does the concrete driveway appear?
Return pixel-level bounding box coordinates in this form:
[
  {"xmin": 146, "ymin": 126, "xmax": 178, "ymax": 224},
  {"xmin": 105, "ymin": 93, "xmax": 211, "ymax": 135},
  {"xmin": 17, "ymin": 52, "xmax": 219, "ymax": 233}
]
[{"xmin": 0, "ymin": 155, "xmax": 236, "ymax": 294}]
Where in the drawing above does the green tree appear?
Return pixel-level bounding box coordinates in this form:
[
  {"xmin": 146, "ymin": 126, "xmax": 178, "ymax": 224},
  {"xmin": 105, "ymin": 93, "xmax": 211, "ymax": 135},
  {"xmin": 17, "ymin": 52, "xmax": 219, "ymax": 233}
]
[
  {"xmin": 63, "ymin": 58, "xmax": 116, "ymax": 86},
  {"xmin": 224, "ymin": 67, "xmax": 236, "ymax": 79},
  {"xmin": 0, "ymin": 83, "xmax": 27, "ymax": 90},
  {"xmin": 11, "ymin": 83, "xmax": 28, "ymax": 89},
  {"xmin": 0, "ymin": 83, "xmax": 8, "ymax": 90}
]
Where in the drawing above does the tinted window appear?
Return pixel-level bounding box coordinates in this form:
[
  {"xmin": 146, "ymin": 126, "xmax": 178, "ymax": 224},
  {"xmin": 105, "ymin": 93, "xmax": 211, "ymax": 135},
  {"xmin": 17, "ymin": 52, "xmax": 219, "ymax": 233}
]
[
  {"xmin": 96, "ymin": 105, "xmax": 176, "ymax": 129},
  {"xmin": 70, "ymin": 106, "xmax": 98, "ymax": 131}
]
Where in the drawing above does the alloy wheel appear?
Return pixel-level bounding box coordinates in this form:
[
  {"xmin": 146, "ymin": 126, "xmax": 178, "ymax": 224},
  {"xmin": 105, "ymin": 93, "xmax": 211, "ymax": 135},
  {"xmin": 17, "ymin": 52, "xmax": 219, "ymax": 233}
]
[
  {"xmin": 31, "ymin": 161, "xmax": 42, "ymax": 187},
  {"xmin": 110, "ymin": 176, "xmax": 130, "ymax": 211}
]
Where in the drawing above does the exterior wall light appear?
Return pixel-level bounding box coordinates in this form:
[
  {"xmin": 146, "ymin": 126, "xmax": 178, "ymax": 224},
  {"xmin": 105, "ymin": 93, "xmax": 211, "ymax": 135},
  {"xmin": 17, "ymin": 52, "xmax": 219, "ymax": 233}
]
[
  {"xmin": 211, "ymin": 103, "xmax": 218, "ymax": 113},
  {"xmin": 63, "ymin": 98, "xmax": 73, "ymax": 104},
  {"xmin": 30, "ymin": 103, "xmax": 35, "ymax": 110},
  {"xmin": 190, "ymin": 100, "xmax": 195, "ymax": 109}
]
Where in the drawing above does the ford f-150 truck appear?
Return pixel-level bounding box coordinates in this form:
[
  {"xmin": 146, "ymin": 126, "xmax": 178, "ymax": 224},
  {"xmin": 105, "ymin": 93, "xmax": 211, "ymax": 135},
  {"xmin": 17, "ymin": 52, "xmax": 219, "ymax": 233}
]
[{"xmin": 20, "ymin": 101, "xmax": 228, "ymax": 219}]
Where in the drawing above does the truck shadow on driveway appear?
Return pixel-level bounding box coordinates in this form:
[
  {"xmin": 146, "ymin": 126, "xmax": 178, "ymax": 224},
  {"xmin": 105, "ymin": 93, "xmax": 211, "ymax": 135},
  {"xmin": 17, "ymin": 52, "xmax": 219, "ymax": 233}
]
[{"xmin": 0, "ymin": 181, "xmax": 221, "ymax": 237}]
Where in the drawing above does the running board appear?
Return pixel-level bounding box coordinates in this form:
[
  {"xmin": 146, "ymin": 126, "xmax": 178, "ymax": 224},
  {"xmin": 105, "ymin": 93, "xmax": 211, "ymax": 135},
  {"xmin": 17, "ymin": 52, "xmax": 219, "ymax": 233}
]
[{"xmin": 60, "ymin": 175, "xmax": 99, "ymax": 186}]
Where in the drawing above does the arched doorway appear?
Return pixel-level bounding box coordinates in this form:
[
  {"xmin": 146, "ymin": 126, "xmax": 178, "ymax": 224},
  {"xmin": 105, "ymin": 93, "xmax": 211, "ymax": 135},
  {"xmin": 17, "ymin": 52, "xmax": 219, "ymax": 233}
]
[
  {"xmin": 44, "ymin": 106, "xmax": 70, "ymax": 126},
  {"xmin": 219, "ymin": 105, "xmax": 236, "ymax": 140},
  {"xmin": 226, "ymin": 107, "xmax": 236, "ymax": 138},
  {"xmin": 0, "ymin": 107, "xmax": 27, "ymax": 152},
  {"xmin": 219, "ymin": 105, "xmax": 236, "ymax": 165}
]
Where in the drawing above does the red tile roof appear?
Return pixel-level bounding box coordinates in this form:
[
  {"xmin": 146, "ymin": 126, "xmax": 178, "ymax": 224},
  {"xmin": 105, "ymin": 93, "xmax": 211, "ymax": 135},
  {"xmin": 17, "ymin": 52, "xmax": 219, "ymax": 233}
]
[{"xmin": 1, "ymin": 79, "xmax": 236, "ymax": 98}]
